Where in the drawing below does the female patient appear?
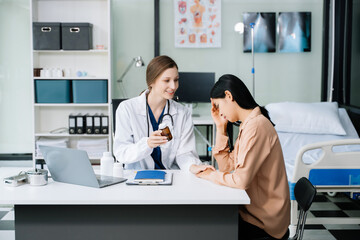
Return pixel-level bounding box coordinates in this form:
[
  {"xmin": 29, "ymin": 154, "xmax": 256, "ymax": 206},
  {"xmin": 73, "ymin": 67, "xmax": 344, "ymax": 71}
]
[
  {"xmin": 191, "ymin": 74, "xmax": 290, "ymax": 240},
  {"xmin": 113, "ymin": 55, "xmax": 208, "ymax": 171}
]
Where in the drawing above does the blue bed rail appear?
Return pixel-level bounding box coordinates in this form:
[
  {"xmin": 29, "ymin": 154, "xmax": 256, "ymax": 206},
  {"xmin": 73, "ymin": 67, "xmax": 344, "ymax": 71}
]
[
  {"xmin": 309, "ymin": 169, "xmax": 360, "ymax": 185},
  {"xmin": 289, "ymin": 169, "xmax": 360, "ymax": 200},
  {"xmin": 289, "ymin": 182, "xmax": 296, "ymax": 200}
]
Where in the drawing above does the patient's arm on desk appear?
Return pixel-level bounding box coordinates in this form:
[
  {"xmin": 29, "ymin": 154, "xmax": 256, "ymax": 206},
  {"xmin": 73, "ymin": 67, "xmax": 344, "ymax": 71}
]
[{"xmin": 190, "ymin": 164, "xmax": 215, "ymax": 174}]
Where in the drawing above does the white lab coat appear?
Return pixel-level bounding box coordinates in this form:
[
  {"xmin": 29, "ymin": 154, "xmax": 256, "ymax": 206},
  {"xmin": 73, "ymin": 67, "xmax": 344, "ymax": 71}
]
[{"xmin": 113, "ymin": 90, "xmax": 201, "ymax": 170}]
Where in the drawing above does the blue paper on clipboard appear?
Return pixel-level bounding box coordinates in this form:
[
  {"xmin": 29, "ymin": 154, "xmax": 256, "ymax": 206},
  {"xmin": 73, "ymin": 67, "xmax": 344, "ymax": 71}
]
[
  {"xmin": 134, "ymin": 170, "xmax": 166, "ymax": 182},
  {"xmin": 126, "ymin": 170, "xmax": 173, "ymax": 185}
]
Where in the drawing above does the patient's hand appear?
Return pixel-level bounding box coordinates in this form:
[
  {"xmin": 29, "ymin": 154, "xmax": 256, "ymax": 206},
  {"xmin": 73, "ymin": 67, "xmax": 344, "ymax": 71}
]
[
  {"xmin": 189, "ymin": 164, "xmax": 215, "ymax": 174},
  {"xmin": 210, "ymin": 99, "xmax": 228, "ymax": 129},
  {"xmin": 196, "ymin": 168, "xmax": 214, "ymax": 181}
]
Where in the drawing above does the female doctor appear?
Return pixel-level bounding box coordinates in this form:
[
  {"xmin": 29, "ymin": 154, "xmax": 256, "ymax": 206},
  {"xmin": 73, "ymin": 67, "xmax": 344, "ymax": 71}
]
[{"xmin": 113, "ymin": 55, "xmax": 210, "ymax": 171}]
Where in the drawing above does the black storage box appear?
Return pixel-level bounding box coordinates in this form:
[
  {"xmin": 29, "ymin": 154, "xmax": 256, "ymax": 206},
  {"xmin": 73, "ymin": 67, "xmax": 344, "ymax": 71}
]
[
  {"xmin": 33, "ymin": 22, "xmax": 61, "ymax": 50},
  {"xmin": 61, "ymin": 23, "xmax": 93, "ymax": 50}
]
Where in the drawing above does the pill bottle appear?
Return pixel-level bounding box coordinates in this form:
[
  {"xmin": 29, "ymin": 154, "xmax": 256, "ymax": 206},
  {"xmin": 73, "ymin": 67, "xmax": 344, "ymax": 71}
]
[
  {"xmin": 113, "ymin": 162, "xmax": 124, "ymax": 178},
  {"xmin": 159, "ymin": 123, "xmax": 172, "ymax": 141},
  {"xmin": 100, "ymin": 152, "xmax": 114, "ymax": 176}
]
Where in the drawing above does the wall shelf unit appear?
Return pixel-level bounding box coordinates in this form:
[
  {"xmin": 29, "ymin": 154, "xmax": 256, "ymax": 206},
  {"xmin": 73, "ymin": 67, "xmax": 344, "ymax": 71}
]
[
  {"xmin": 33, "ymin": 50, "xmax": 109, "ymax": 53},
  {"xmin": 30, "ymin": 0, "xmax": 112, "ymax": 166},
  {"xmin": 35, "ymin": 133, "xmax": 109, "ymax": 137},
  {"xmin": 34, "ymin": 104, "xmax": 109, "ymax": 107},
  {"xmin": 33, "ymin": 77, "xmax": 110, "ymax": 80}
]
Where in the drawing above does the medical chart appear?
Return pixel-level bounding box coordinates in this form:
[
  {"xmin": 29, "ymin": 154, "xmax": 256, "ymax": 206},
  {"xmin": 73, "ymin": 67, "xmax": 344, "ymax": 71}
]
[{"xmin": 174, "ymin": 0, "xmax": 221, "ymax": 48}]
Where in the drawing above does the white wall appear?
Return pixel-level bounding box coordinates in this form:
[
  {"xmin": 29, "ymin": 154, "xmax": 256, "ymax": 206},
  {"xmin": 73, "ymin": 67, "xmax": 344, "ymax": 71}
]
[
  {"xmin": 111, "ymin": 0, "xmax": 154, "ymax": 98},
  {"xmin": 0, "ymin": 0, "xmax": 32, "ymax": 153}
]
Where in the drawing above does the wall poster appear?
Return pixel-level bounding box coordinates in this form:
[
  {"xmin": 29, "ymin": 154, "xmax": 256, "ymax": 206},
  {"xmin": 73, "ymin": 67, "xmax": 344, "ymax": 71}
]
[{"xmin": 174, "ymin": 0, "xmax": 221, "ymax": 48}]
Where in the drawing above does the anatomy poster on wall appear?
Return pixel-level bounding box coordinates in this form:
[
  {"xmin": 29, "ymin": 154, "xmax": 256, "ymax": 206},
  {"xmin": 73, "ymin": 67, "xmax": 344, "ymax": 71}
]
[{"xmin": 174, "ymin": 0, "xmax": 221, "ymax": 48}]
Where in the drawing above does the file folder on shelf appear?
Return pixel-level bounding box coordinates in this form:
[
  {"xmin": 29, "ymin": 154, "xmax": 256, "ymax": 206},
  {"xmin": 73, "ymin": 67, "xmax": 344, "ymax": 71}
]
[
  {"xmin": 36, "ymin": 137, "xmax": 68, "ymax": 158},
  {"xmin": 77, "ymin": 138, "xmax": 108, "ymax": 159},
  {"xmin": 93, "ymin": 115, "xmax": 101, "ymax": 134},
  {"xmin": 69, "ymin": 115, "xmax": 76, "ymax": 134},
  {"xmin": 101, "ymin": 115, "xmax": 109, "ymax": 134},
  {"xmin": 85, "ymin": 115, "xmax": 94, "ymax": 134},
  {"xmin": 76, "ymin": 114, "xmax": 85, "ymax": 134}
]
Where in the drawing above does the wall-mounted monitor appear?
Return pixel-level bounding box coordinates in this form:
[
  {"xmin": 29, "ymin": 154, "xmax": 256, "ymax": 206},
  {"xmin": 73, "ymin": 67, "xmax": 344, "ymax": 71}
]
[{"xmin": 175, "ymin": 72, "xmax": 215, "ymax": 103}]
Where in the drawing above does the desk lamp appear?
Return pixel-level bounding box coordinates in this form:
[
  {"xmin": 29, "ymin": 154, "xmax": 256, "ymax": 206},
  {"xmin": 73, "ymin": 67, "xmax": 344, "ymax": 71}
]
[
  {"xmin": 117, "ymin": 56, "xmax": 145, "ymax": 97},
  {"xmin": 234, "ymin": 22, "xmax": 256, "ymax": 99}
]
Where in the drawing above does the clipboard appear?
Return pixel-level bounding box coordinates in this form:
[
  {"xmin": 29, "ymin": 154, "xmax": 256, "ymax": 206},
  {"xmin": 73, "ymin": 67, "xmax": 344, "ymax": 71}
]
[{"xmin": 126, "ymin": 172, "xmax": 173, "ymax": 185}]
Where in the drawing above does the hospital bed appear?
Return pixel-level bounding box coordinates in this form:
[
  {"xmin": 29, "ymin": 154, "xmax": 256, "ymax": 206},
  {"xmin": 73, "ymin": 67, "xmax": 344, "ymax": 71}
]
[{"xmin": 266, "ymin": 103, "xmax": 360, "ymax": 229}]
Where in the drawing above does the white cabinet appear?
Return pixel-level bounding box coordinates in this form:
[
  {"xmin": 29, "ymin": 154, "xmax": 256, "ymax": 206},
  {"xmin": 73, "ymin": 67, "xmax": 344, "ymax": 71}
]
[{"xmin": 30, "ymin": 0, "xmax": 112, "ymax": 165}]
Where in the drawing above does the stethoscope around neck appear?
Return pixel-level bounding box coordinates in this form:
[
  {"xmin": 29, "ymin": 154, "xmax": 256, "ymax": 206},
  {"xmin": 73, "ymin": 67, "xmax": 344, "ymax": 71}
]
[{"xmin": 146, "ymin": 99, "xmax": 174, "ymax": 137}]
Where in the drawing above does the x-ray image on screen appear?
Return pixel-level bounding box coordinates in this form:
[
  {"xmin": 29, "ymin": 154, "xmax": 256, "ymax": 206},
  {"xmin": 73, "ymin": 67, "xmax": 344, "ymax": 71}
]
[
  {"xmin": 243, "ymin": 12, "xmax": 276, "ymax": 53},
  {"xmin": 278, "ymin": 12, "xmax": 311, "ymax": 53}
]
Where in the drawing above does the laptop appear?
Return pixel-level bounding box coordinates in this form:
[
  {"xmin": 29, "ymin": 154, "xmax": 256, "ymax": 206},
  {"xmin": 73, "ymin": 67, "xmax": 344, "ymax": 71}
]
[{"xmin": 39, "ymin": 145, "xmax": 127, "ymax": 188}]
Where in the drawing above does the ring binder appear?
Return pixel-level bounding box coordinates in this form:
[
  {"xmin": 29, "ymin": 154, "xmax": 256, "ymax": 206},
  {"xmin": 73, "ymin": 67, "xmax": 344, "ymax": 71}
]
[
  {"xmin": 101, "ymin": 115, "xmax": 109, "ymax": 134},
  {"xmin": 85, "ymin": 114, "xmax": 94, "ymax": 134},
  {"xmin": 94, "ymin": 114, "xmax": 101, "ymax": 134},
  {"xmin": 69, "ymin": 114, "xmax": 76, "ymax": 134},
  {"xmin": 76, "ymin": 114, "xmax": 85, "ymax": 134}
]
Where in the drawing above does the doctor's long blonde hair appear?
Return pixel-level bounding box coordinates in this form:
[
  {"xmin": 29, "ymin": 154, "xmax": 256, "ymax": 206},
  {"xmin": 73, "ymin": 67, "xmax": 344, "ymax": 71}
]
[{"xmin": 145, "ymin": 55, "xmax": 178, "ymax": 92}]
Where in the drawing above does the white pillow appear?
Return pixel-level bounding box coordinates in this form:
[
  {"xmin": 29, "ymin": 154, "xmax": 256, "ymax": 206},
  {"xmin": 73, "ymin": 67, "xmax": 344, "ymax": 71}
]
[{"xmin": 265, "ymin": 102, "xmax": 346, "ymax": 135}]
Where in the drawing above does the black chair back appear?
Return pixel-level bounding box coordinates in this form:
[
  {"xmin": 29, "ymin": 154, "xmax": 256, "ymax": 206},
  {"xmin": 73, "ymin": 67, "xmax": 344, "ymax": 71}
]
[
  {"xmin": 290, "ymin": 177, "xmax": 317, "ymax": 240},
  {"xmin": 112, "ymin": 99, "xmax": 127, "ymax": 133},
  {"xmin": 294, "ymin": 177, "xmax": 317, "ymax": 212},
  {"xmin": 244, "ymin": 177, "xmax": 316, "ymax": 240}
]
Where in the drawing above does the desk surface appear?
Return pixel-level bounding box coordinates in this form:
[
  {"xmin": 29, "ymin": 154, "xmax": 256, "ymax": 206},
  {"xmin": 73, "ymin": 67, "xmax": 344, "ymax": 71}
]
[{"xmin": 0, "ymin": 168, "xmax": 250, "ymax": 205}]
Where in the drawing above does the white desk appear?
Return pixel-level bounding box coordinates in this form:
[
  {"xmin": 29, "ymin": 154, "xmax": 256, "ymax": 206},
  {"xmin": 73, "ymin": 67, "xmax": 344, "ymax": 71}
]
[{"xmin": 1, "ymin": 167, "xmax": 249, "ymax": 240}]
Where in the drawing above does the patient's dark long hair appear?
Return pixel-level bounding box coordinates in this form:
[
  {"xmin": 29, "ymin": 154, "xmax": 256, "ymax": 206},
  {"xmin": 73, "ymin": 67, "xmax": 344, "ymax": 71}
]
[{"xmin": 210, "ymin": 74, "xmax": 274, "ymax": 126}]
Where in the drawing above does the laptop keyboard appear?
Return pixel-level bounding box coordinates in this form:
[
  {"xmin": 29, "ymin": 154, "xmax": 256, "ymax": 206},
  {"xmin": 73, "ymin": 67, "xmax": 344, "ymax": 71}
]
[
  {"xmin": 96, "ymin": 176, "xmax": 111, "ymax": 184},
  {"xmin": 96, "ymin": 179, "xmax": 113, "ymax": 185},
  {"xmin": 96, "ymin": 175, "xmax": 125, "ymax": 187}
]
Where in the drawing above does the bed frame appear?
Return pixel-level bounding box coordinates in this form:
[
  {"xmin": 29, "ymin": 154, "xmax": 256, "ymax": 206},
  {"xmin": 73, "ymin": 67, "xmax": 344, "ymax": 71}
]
[{"xmin": 289, "ymin": 138, "xmax": 360, "ymax": 231}]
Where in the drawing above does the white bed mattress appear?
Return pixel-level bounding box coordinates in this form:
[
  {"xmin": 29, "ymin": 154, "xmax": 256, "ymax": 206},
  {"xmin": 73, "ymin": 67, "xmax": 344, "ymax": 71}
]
[{"xmin": 277, "ymin": 108, "xmax": 360, "ymax": 181}]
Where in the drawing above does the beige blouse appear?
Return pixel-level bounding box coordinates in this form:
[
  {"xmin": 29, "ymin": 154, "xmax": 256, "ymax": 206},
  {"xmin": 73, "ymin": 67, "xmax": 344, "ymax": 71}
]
[{"xmin": 208, "ymin": 107, "xmax": 290, "ymax": 239}]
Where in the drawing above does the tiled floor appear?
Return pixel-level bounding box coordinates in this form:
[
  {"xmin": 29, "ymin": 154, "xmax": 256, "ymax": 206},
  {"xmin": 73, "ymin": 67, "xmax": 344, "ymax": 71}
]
[
  {"xmin": 1, "ymin": 193, "xmax": 360, "ymax": 240},
  {"xmin": 0, "ymin": 206, "xmax": 15, "ymax": 240},
  {"xmin": 300, "ymin": 193, "xmax": 360, "ymax": 240}
]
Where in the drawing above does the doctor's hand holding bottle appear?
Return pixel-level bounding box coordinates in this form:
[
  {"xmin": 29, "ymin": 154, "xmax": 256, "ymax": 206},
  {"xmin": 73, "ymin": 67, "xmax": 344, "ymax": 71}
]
[{"xmin": 147, "ymin": 130, "xmax": 168, "ymax": 148}]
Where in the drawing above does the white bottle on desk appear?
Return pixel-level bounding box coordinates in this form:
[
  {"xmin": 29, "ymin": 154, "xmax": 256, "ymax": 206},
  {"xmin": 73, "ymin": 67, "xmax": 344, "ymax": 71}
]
[
  {"xmin": 100, "ymin": 152, "xmax": 114, "ymax": 176},
  {"xmin": 113, "ymin": 162, "xmax": 124, "ymax": 178}
]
